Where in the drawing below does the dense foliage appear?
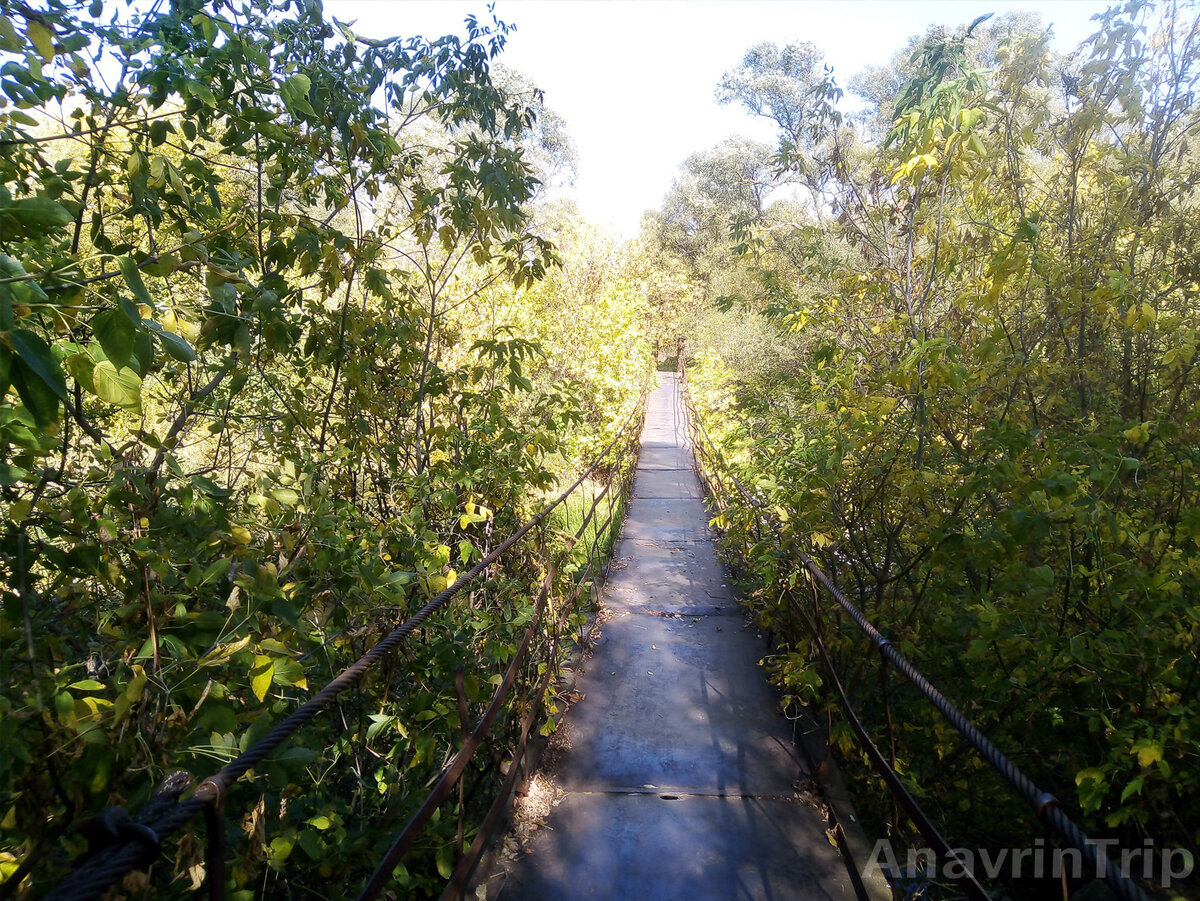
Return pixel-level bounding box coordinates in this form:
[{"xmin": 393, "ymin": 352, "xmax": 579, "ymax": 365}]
[
  {"xmin": 7, "ymin": 0, "xmax": 1200, "ymax": 896},
  {"xmin": 668, "ymin": 2, "xmax": 1200, "ymax": 895},
  {"xmin": 0, "ymin": 0, "xmax": 649, "ymax": 896}
]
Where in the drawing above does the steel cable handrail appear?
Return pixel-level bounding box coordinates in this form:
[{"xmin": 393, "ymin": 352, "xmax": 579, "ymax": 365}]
[
  {"xmin": 359, "ymin": 447, "xmax": 634, "ymax": 900},
  {"xmin": 438, "ymin": 443, "xmax": 635, "ymax": 901},
  {"xmin": 677, "ymin": 372, "xmax": 1149, "ymax": 901},
  {"xmin": 45, "ymin": 384, "xmax": 649, "ymax": 901}
]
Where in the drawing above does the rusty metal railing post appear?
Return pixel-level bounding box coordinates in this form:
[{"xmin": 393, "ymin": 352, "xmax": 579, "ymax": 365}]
[{"xmin": 199, "ymin": 781, "xmax": 226, "ymax": 901}]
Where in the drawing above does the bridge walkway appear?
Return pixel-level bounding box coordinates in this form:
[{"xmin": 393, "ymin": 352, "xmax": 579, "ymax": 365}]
[{"xmin": 492, "ymin": 372, "xmax": 860, "ymax": 900}]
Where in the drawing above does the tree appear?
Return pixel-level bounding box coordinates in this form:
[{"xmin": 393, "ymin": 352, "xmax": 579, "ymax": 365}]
[
  {"xmin": 849, "ymin": 11, "xmax": 1052, "ymax": 141},
  {"xmin": 0, "ymin": 1, "xmax": 630, "ymax": 895},
  {"xmin": 717, "ymin": 41, "xmax": 826, "ymax": 151},
  {"xmin": 653, "ymin": 136, "xmax": 774, "ymax": 293},
  {"xmin": 675, "ymin": 1, "xmax": 1200, "ymax": 889},
  {"xmin": 494, "ymin": 63, "xmax": 579, "ymax": 194},
  {"xmin": 716, "ymin": 41, "xmax": 841, "ymax": 222}
]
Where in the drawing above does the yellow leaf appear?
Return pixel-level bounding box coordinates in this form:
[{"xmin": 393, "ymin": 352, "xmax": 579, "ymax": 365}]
[
  {"xmin": 25, "ymin": 19, "xmax": 55, "ymax": 61},
  {"xmin": 114, "ymin": 664, "xmax": 148, "ymax": 722},
  {"xmin": 1131, "ymin": 738, "xmax": 1163, "ymax": 768},
  {"xmin": 74, "ymin": 696, "xmax": 113, "ymax": 722},
  {"xmin": 230, "ymin": 525, "xmax": 252, "ymax": 545},
  {"xmin": 250, "ymin": 655, "xmax": 274, "ymax": 702},
  {"xmin": 1123, "ymin": 423, "xmax": 1149, "ymax": 443},
  {"xmin": 199, "ymin": 635, "xmax": 251, "ymax": 668},
  {"xmin": 6, "ymin": 499, "xmax": 31, "ymax": 523},
  {"xmin": 148, "ymin": 155, "xmax": 166, "ymax": 189}
]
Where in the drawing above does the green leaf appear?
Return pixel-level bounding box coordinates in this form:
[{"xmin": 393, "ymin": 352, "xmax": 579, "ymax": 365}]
[
  {"xmin": 275, "ymin": 747, "xmax": 317, "ymax": 765},
  {"xmin": 149, "ymin": 119, "xmax": 169, "ymax": 146},
  {"xmin": 143, "ymin": 253, "xmax": 178, "ymax": 278},
  {"xmin": 0, "ymin": 296, "xmax": 11, "ymax": 333},
  {"xmin": 208, "ymin": 281, "xmax": 237, "ymax": 311},
  {"xmin": 186, "ymin": 79, "xmax": 217, "ymax": 108},
  {"xmin": 280, "ymin": 74, "xmax": 315, "ymax": 117},
  {"xmin": 198, "ymin": 557, "xmax": 229, "ymax": 586},
  {"xmin": 148, "ymin": 156, "xmax": 166, "ymax": 188},
  {"xmin": 118, "ymin": 257, "xmax": 153, "ymax": 307},
  {"xmin": 54, "ymin": 691, "xmax": 74, "ymax": 724},
  {"xmin": 65, "ymin": 353, "xmax": 95, "ymax": 394},
  {"xmin": 67, "ymin": 680, "xmax": 106, "ymax": 692},
  {"xmin": 92, "ymin": 310, "xmax": 136, "ymax": 369},
  {"xmin": 0, "ymin": 197, "xmax": 72, "ymax": 237},
  {"xmin": 92, "ymin": 360, "xmax": 142, "ymax": 410},
  {"xmin": 366, "ymin": 714, "xmax": 392, "ymax": 741},
  {"xmin": 131, "ymin": 329, "xmax": 155, "ymax": 376},
  {"xmin": 250, "ymin": 655, "xmax": 274, "ymax": 702},
  {"xmin": 269, "ymin": 487, "xmax": 299, "ymax": 505},
  {"xmin": 1120, "ymin": 773, "xmax": 1146, "ymax": 803},
  {"xmin": 10, "ymin": 329, "xmax": 66, "ymax": 398},
  {"xmin": 191, "ymin": 13, "xmax": 218, "ymax": 44},
  {"xmin": 0, "ymin": 463, "xmax": 25, "ymax": 487},
  {"xmin": 0, "ymin": 16, "xmax": 22, "ymax": 53},
  {"xmin": 145, "ymin": 321, "xmax": 197, "ymax": 362},
  {"xmin": 435, "ymin": 842, "xmax": 455, "ymax": 880},
  {"xmin": 113, "ymin": 665, "xmax": 147, "ymax": 722},
  {"xmin": 120, "ymin": 296, "xmax": 142, "ymax": 326},
  {"xmin": 1074, "ymin": 766, "xmax": 1109, "ymax": 813},
  {"xmin": 0, "ymin": 345, "xmax": 11, "ymax": 396},
  {"xmin": 10, "ymin": 360, "xmax": 60, "ymax": 426},
  {"xmin": 166, "ymin": 161, "xmax": 190, "ymax": 202},
  {"xmin": 268, "ymin": 835, "xmax": 295, "ymax": 866}
]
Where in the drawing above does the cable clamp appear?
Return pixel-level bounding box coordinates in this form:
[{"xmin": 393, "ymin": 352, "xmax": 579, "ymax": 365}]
[
  {"xmin": 1035, "ymin": 792, "xmax": 1060, "ymax": 818},
  {"xmin": 194, "ymin": 777, "xmax": 225, "ymax": 807}
]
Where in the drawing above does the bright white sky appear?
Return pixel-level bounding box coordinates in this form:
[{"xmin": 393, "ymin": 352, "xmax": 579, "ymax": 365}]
[{"xmin": 327, "ymin": 0, "xmax": 1111, "ymax": 237}]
